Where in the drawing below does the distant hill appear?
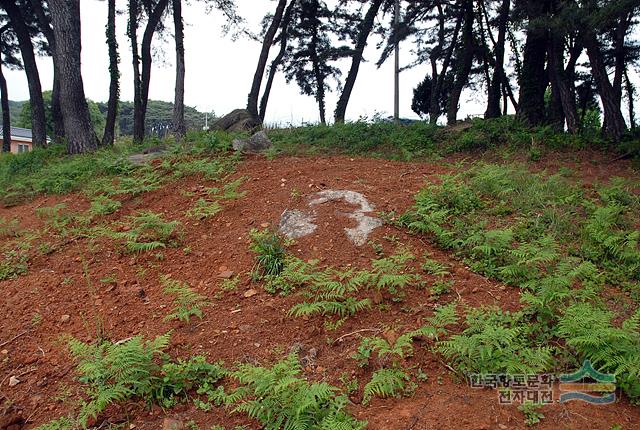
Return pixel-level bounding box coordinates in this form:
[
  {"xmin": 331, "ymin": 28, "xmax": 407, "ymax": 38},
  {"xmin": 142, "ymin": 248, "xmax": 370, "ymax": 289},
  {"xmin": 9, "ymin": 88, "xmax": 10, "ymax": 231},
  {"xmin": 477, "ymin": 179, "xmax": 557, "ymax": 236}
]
[
  {"xmin": 1, "ymin": 99, "xmax": 208, "ymax": 136},
  {"xmin": 99, "ymin": 100, "xmax": 209, "ymax": 136},
  {"xmin": 0, "ymin": 100, "xmax": 26, "ymax": 126}
]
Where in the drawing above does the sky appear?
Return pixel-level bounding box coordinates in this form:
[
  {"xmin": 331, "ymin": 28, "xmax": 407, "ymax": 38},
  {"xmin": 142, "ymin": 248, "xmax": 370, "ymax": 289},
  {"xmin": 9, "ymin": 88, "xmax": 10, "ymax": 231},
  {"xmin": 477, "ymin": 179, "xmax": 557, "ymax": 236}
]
[{"xmin": 3, "ymin": 1, "xmax": 639, "ymax": 127}]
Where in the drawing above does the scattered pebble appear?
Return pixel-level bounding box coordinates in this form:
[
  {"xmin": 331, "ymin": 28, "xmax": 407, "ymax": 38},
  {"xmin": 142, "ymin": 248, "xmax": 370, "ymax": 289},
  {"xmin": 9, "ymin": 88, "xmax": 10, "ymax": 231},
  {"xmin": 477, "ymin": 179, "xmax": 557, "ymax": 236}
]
[
  {"xmin": 60, "ymin": 314, "xmax": 70, "ymax": 323},
  {"xmin": 8, "ymin": 376, "xmax": 20, "ymax": 387},
  {"xmin": 243, "ymin": 289, "xmax": 257, "ymax": 298},
  {"xmin": 218, "ymin": 270, "xmax": 234, "ymax": 279}
]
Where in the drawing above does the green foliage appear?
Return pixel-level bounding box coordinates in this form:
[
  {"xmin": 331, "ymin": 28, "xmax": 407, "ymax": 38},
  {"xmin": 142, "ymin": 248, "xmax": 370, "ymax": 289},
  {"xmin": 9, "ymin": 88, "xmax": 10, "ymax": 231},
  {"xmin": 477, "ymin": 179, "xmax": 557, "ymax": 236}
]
[
  {"xmin": 68, "ymin": 333, "xmax": 171, "ymax": 425},
  {"xmin": 67, "ymin": 334, "xmax": 226, "ymax": 424},
  {"xmin": 557, "ymin": 303, "xmax": 640, "ymax": 400},
  {"xmin": 264, "ymin": 257, "xmax": 319, "ymax": 295},
  {"xmin": 268, "ymin": 121, "xmax": 439, "ymax": 160},
  {"xmin": 32, "ymin": 417, "xmax": 75, "ymax": 430},
  {"xmin": 170, "ymin": 157, "xmax": 233, "ymax": 181},
  {"xmin": 422, "ymin": 256, "xmax": 450, "ymax": 276},
  {"xmin": 518, "ymin": 402, "xmax": 545, "ymax": 427},
  {"xmin": 362, "ymin": 368, "xmax": 410, "ymax": 404},
  {"xmin": 0, "ymin": 217, "xmax": 20, "ymax": 238},
  {"xmin": 289, "ymin": 297, "xmax": 371, "ymax": 318},
  {"xmin": 437, "ymin": 307, "xmax": 553, "ymax": 375},
  {"xmin": 162, "ymin": 276, "xmax": 209, "ymax": 322},
  {"xmin": 0, "ymin": 249, "xmax": 29, "ymax": 281},
  {"xmin": 187, "ymin": 199, "xmax": 222, "ymax": 220},
  {"xmin": 187, "ymin": 178, "xmax": 247, "ymax": 220},
  {"xmin": 110, "ymin": 211, "xmax": 183, "ymax": 253},
  {"xmin": 229, "ymin": 354, "xmax": 366, "ymax": 430},
  {"xmin": 250, "ymin": 228, "xmax": 286, "ymax": 278},
  {"xmin": 89, "ymin": 195, "xmax": 121, "ymax": 216}
]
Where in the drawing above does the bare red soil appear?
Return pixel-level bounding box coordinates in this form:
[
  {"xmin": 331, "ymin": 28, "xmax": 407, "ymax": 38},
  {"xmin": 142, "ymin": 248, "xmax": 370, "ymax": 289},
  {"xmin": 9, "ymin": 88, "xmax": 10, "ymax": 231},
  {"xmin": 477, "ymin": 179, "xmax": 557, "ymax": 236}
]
[{"xmin": 1, "ymin": 152, "xmax": 639, "ymax": 430}]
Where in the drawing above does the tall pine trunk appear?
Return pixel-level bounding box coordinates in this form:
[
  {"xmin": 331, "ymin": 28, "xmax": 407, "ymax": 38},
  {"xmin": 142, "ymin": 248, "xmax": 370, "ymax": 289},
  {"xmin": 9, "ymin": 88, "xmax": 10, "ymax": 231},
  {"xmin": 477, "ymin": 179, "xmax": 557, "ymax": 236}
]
[
  {"xmin": 171, "ymin": 0, "xmax": 186, "ymax": 139},
  {"xmin": 102, "ymin": 0, "xmax": 119, "ymax": 146},
  {"xmin": 518, "ymin": 0, "xmax": 549, "ymax": 126},
  {"xmin": 1, "ymin": 0, "xmax": 47, "ymax": 147},
  {"xmin": 259, "ymin": 0, "xmax": 296, "ymax": 122},
  {"xmin": 548, "ymin": 31, "xmax": 579, "ymax": 133},
  {"xmin": 585, "ymin": 33, "xmax": 626, "ymax": 141},
  {"xmin": 48, "ymin": 0, "xmax": 99, "ymax": 154},
  {"xmin": 29, "ymin": 0, "xmax": 64, "ymax": 141},
  {"xmin": 137, "ymin": 0, "xmax": 169, "ymax": 142},
  {"xmin": 334, "ymin": 0, "xmax": 383, "ymax": 123},
  {"xmin": 0, "ymin": 58, "xmax": 10, "ymax": 152},
  {"xmin": 429, "ymin": 6, "xmax": 463, "ymax": 125},
  {"xmin": 247, "ymin": 0, "xmax": 287, "ymax": 121},
  {"xmin": 447, "ymin": 0, "xmax": 475, "ymax": 125},
  {"xmin": 485, "ymin": 0, "xmax": 510, "ymax": 119},
  {"xmin": 625, "ymin": 68, "xmax": 635, "ymax": 129},
  {"xmin": 129, "ymin": 0, "xmax": 144, "ymax": 143}
]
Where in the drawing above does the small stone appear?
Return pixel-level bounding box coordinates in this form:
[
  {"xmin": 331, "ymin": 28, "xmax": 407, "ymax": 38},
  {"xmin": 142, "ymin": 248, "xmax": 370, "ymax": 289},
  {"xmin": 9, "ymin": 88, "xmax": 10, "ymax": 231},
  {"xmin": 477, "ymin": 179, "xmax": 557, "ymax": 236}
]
[
  {"xmin": 8, "ymin": 376, "xmax": 20, "ymax": 387},
  {"xmin": 243, "ymin": 289, "xmax": 257, "ymax": 298},
  {"xmin": 1, "ymin": 349, "xmax": 8, "ymax": 355},
  {"xmin": 218, "ymin": 270, "xmax": 234, "ymax": 279},
  {"xmin": 162, "ymin": 418, "xmax": 184, "ymax": 430},
  {"xmin": 260, "ymin": 223, "xmax": 269, "ymax": 228},
  {"xmin": 219, "ymin": 265, "xmax": 228, "ymax": 272},
  {"xmin": 60, "ymin": 314, "xmax": 70, "ymax": 323},
  {"xmin": 498, "ymin": 425, "xmax": 508, "ymax": 430},
  {"xmin": 254, "ymin": 342, "xmax": 261, "ymax": 347}
]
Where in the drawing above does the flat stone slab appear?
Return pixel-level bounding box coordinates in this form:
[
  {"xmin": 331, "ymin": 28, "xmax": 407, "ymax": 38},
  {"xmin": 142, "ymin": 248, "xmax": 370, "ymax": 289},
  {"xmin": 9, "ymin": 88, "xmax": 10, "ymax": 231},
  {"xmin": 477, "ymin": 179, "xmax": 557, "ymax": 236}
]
[{"xmin": 278, "ymin": 189, "xmax": 382, "ymax": 246}]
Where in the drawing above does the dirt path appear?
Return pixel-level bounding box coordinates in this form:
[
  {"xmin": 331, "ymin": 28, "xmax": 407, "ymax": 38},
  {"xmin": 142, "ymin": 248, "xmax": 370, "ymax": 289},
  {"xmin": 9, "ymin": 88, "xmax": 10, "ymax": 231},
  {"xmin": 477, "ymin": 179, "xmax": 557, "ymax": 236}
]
[{"xmin": 1, "ymin": 154, "xmax": 638, "ymax": 429}]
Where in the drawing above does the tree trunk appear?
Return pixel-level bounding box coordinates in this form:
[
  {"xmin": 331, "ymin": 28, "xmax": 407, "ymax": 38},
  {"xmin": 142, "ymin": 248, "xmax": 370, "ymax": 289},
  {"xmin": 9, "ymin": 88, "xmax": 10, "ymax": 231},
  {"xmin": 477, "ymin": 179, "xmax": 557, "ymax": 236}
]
[
  {"xmin": 0, "ymin": 58, "xmax": 10, "ymax": 152},
  {"xmin": 138, "ymin": 0, "xmax": 169, "ymax": 142},
  {"xmin": 447, "ymin": 0, "xmax": 475, "ymax": 125},
  {"xmin": 247, "ymin": 0, "xmax": 287, "ymax": 122},
  {"xmin": 259, "ymin": 0, "xmax": 296, "ymax": 122},
  {"xmin": 429, "ymin": 5, "xmax": 463, "ymax": 125},
  {"xmin": 548, "ymin": 31, "xmax": 579, "ymax": 133},
  {"xmin": 518, "ymin": 0, "xmax": 549, "ymax": 127},
  {"xmin": 171, "ymin": 0, "xmax": 186, "ymax": 140},
  {"xmin": 334, "ymin": 0, "xmax": 384, "ymax": 123},
  {"xmin": 102, "ymin": 0, "xmax": 119, "ymax": 146},
  {"xmin": 48, "ymin": 0, "xmax": 99, "ymax": 154},
  {"xmin": 1, "ymin": 0, "xmax": 47, "ymax": 147},
  {"xmin": 585, "ymin": 33, "xmax": 626, "ymax": 141},
  {"xmin": 485, "ymin": 0, "xmax": 510, "ymax": 119},
  {"xmin": 29, "ymin": 0, "xmax": 64, "ymax": 141},
  {"xmin": 624, "ymin": 68, "xmax": 635, "ymax": 129},
  {"xmin": 129, "ymin": 0, "xmax": 144, "ymax": 143}
]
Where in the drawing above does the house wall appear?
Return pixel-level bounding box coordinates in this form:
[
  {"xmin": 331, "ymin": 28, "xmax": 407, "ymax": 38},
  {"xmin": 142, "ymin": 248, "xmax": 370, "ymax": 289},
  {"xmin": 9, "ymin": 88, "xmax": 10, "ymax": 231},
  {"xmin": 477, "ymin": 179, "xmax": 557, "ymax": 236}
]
[{"xmin": 0, "ymin": 139, "xmax": 33, "ymax": 154}]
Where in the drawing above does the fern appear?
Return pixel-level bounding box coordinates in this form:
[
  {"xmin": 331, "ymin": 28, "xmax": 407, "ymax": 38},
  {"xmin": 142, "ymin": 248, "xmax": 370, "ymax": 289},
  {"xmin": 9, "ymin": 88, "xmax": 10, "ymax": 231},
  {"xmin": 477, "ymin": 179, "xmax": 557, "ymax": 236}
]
[
  {"xmin": 111, "ymin": 211, "xmax": 183, "ymax": 253},
  {"xmin": 362, "ymin": 368, "xmax": 409, "ymax": 404},
  {"xmin": 68, "ymin": 333, "xmax": 171, "ymax": 425},
  {"xmin": 557, "ymin": 303, "xmax": 640, "ymax": 400},
  {"xmin": 264, "ymin": 257, "xmax": 320, "ymax": 295},
  {"xmin": 229, "ymin": 354, "xmax": 365, "ymax": 430},
  {"xmin": 436, "ymin": 307, "xmax": 553, "ymax": 375},
  {"xmin": 89, "ymin": 195, "xmax": 121, "ymax": 216},
  {"xmin": 162, "ymin": 276, "xmax": 209, "ymax": 322},
  {"xmin": 186, "ymin": 198, "xmax": 222, "ymax": 220},
  {"xmin": 288, "ymin": 298, "xmax": 371, "ymax": 318},
  {"xmin": 422, "ymin": 256, "xmax": 450, "ymax": 276}
]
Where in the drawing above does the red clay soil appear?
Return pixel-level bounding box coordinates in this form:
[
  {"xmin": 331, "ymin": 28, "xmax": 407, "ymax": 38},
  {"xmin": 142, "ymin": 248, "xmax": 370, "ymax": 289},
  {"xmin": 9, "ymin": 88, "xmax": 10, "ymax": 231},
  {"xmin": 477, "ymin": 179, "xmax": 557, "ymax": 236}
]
[{"xmin": 1, "ymin": 152, "xmax": 639, "ymax": 430}]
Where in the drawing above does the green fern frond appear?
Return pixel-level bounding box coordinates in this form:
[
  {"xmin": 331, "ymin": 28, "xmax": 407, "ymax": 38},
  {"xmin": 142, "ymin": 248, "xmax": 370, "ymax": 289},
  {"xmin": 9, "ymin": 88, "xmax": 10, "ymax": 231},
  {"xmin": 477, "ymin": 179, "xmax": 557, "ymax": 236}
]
[{"xmin": 363, "ymin": 368, "xmax": 409, "ymax": 404}]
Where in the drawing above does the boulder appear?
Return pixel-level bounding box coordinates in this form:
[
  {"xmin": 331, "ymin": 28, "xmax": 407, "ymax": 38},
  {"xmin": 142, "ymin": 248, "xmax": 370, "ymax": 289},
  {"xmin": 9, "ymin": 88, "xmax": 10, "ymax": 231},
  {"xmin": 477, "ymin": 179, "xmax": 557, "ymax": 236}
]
[
  {"xmin": 232, "ymin": 130, "xmax": 273, "ymax": 152},
  {"xmin": 212, "ymin": 109, "xmax": 260, "ymax": 132}
]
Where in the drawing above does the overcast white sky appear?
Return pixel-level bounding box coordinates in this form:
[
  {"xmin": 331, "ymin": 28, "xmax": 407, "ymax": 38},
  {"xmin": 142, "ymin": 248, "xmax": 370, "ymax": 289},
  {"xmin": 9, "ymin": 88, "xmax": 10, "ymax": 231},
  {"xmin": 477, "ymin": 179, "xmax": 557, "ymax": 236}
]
[{"xmin": 3, "ymin": 0, "xmax": 639, "ymax": 127}]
